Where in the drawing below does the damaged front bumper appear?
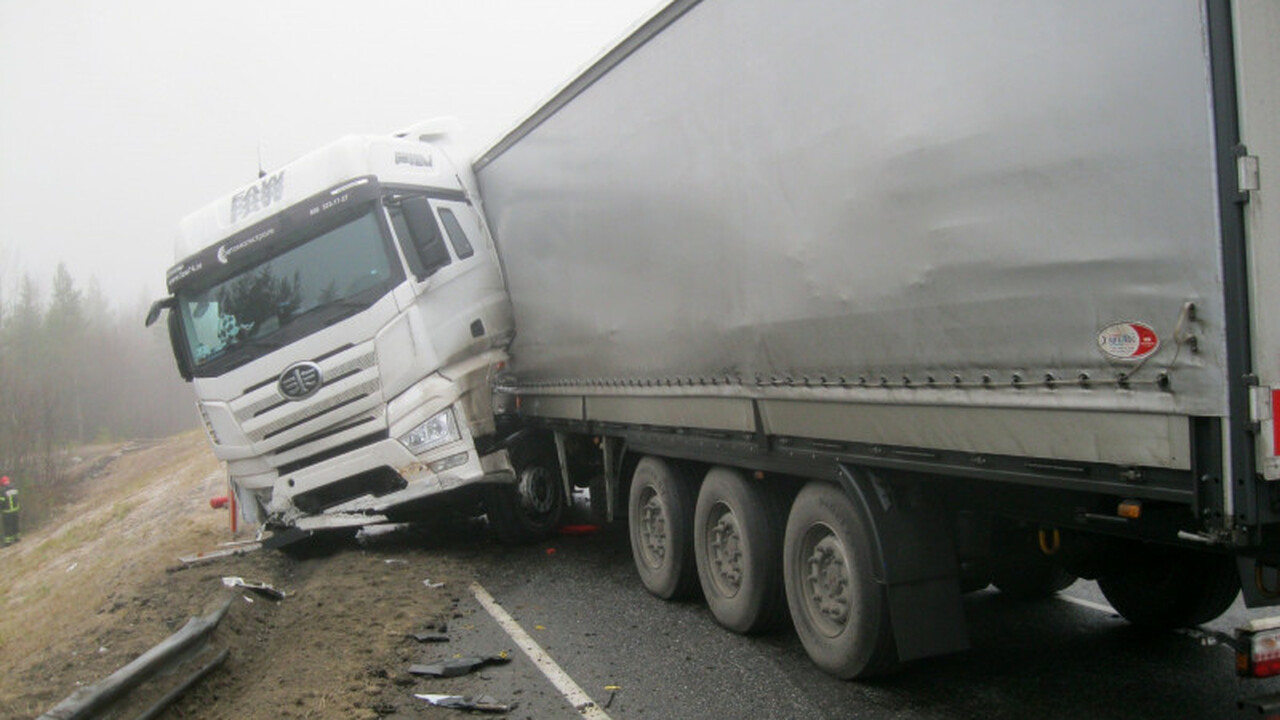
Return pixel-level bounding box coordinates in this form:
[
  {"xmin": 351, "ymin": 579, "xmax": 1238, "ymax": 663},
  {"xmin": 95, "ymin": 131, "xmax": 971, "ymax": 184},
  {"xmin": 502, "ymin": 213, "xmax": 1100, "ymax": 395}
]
[
  {"xmin": 213, "ymin": 348, "xmax": 521, "ymax": 532},
  {"xmin": 233, "ymin": 426, "xmax": 515, "ymax": 530}
]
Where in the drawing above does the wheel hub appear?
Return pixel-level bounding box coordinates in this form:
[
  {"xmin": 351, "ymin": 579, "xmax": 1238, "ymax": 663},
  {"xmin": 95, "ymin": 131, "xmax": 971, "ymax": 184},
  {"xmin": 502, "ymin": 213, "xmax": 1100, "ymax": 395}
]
[
  {"xmin": 803, "ymin": 528, "xmax": 852, "ymax": 636},
  {"xmin": 638, "ymin": 489, "xmax": 668, "ymax": 568},
  {"xmin": 707, "ymin": 504, "xmax": 743, "ymax": 596},
  {"xmin": 518, "ymin": 466, "xmax": 556, "ymax": 515}
]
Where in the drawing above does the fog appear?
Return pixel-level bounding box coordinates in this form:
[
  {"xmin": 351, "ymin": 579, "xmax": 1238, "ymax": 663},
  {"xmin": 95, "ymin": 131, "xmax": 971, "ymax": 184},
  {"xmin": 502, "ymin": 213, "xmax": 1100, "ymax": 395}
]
[{"xmin": 0, "ymin": 0, "xmax": 658, "ymax": 308}]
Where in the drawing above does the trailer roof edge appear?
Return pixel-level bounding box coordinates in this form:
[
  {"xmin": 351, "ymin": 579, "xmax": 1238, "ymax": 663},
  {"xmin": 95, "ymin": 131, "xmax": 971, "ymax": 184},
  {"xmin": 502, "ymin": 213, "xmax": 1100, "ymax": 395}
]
[{"xmin": 472, "ymin": 0, "xmax": 703, "ymax": 172}]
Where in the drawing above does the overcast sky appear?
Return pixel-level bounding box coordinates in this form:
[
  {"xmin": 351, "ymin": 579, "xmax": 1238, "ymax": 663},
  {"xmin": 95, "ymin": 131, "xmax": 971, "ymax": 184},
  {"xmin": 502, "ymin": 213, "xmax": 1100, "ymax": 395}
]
[{"xmin": 0, "ymin": 0, "xmax": 657, "ymax": 312}]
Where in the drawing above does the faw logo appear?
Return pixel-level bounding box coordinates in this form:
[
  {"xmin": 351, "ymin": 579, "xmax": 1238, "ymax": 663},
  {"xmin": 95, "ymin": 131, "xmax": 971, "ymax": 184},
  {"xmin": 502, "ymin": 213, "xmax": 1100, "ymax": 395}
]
[
  {"xmin": 230, "ymin": 171, "xmax": 285, "ymax": 223},
  {"xmin": 278, "ymin": 361, "xmax": 323, "ymax": 401}
]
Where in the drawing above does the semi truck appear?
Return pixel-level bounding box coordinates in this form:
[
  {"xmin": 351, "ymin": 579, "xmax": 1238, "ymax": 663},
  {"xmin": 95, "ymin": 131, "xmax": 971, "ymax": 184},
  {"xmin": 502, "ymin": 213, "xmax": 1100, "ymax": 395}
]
[
  {"xmin": 145, "ymin": 125, "xmax": 542, "ymax": 537},
  {"xmin": 151, "ymin": 0, "xmax": 1280, "ymax": 680}
]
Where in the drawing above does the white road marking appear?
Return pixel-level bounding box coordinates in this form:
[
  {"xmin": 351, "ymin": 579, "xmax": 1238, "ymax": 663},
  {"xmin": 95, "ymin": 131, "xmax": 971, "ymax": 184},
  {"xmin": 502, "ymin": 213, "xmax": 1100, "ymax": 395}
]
[
  {"xmin": 1059, "ymin": 594, "xmax": 1116, "ymax": 615},
  {"xmin": 470, "ymin": 581, "xmax": 613, "ymax": 720}
]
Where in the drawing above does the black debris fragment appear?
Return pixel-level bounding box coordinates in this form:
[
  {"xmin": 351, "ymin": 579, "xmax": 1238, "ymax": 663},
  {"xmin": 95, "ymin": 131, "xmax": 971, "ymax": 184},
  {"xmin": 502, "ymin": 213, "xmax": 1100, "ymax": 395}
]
[{"xmin": 408, "ymin": 654, "xmax": 511, "ymax": 678}]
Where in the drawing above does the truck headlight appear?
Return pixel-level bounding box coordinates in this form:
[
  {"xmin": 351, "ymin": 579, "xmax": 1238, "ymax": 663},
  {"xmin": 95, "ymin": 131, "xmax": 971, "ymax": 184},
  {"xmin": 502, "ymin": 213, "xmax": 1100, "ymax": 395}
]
[{"xmin": 398, "ymin": 408, "xmax": 460, "ymax": 455}]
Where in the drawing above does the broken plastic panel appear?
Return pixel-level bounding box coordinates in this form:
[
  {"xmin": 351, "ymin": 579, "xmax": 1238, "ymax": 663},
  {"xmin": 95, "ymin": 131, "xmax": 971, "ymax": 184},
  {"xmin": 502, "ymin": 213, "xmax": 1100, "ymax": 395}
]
[{"xmin": 415, "ymin": 694, "xmax": 511, "ymax": 713}]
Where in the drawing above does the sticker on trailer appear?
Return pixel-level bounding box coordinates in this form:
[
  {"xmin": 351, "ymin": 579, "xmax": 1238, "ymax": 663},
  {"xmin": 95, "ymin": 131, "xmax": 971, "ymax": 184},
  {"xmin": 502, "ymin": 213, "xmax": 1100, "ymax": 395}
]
[
  {"xmin": 1274, "ymin": 389, "xmax": 1280, "ymax": 458},
  {"xmin": 1097, "ymin": 322, "xmax": 1160, "ymax": 360},
  {"xmin": 1255, "ymin": 387, "xmax": 1280, "ymax": 480}
]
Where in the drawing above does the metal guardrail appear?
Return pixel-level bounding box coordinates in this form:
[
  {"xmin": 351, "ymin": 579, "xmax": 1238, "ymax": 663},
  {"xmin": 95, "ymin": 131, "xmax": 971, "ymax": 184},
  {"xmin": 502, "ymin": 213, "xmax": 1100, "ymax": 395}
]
[{"xmin": 38, "ymin": 597, "xmax": 233, "ymax": 720}]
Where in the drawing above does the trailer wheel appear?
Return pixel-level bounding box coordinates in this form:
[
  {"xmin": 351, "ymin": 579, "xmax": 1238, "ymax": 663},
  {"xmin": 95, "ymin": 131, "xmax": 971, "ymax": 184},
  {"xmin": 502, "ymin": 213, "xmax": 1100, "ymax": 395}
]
[
  {"xmin": 485, "ymin": 437, "xmax": 564, "ymax": 545},
  {"xmin": 693, "ymin": 467, "xmax": 786, "ymax": 634},
  {"xmin": 1097, "ymin": 545, "xmax": 1240, "ymax": 629},
  {"xmin": 628, "ymin": 456, "xmax": 699, "ymax": 600},
  {"xmin": 784, "ymin": 482, "xmax": 898, "ymax": 678}
]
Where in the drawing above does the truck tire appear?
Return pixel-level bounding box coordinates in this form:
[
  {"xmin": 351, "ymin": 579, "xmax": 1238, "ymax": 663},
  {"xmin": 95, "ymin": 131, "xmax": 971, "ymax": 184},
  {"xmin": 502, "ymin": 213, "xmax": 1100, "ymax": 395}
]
[
  {"xmin": 693, "ymin": 467, "xmax": 786, "ymax": 634},
  {"xmin": 989, "ymin": 522, "xmax": 1077, "ymax": 599},
  {"xmin": 784, "ymin": 481, "xmax": 898, "ymax": 679},
  {"xmin": 485, "ymin": 437, "xmax": 565, "ymax": 545},
  {"xmin": 1097, "ymin": 545, "xmax": 1240, "ymax": 629},
  {"xmin": 628, "ymin": 456, "xmax": 699, "ymax": 600}
]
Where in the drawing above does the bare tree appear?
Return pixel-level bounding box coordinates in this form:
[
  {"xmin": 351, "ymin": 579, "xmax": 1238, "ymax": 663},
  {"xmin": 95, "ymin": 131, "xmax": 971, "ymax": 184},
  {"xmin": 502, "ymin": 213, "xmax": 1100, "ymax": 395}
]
[{"xmin": 0, "ymin": 266, "xmax": 197, "ymax": 529}]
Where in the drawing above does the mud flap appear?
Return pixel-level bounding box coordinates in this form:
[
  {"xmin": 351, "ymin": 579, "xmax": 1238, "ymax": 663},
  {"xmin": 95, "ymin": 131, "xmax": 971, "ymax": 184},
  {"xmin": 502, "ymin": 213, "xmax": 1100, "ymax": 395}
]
[{"xmin": 837, "ymin": 464, "xmax": 970, "ymax": 662}]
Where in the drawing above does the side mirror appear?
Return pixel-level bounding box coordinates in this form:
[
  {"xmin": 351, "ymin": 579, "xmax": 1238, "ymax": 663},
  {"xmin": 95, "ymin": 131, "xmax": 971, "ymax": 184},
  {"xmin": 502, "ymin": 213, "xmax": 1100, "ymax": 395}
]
[
  {"xmin": 401, "ymin": 196, "xmax": 452, "ymax": 279},
  {"xmin": 147, "ymin": 297, "xmax": 193, "ymax": 382},
  {"xmin": 144, "ymin": 296, "xmax": 175, "ymax": 327}
]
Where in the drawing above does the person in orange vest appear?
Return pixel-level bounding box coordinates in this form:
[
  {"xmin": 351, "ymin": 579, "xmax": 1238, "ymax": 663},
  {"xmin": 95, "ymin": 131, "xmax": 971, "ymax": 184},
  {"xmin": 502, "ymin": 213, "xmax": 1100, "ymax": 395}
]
[{"xmin": 1, "ymin": 476, "xmax": 19, "ymax": 545}]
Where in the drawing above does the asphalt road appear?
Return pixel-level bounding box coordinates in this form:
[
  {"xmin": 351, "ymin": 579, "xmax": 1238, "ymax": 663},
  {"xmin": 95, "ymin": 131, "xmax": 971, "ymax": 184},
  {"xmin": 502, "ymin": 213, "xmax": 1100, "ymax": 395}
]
[{"xmin": 426, "ymin": 510, "xmax": 1280, "ymax": 720}]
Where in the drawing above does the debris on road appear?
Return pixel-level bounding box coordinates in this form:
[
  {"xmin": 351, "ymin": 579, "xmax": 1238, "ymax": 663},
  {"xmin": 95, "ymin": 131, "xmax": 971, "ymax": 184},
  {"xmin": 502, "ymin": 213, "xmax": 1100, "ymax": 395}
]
[
  {"xmin": 557, "ymin": 524, "xmax": 600, "ymax": 536},
  {"xmin": 414, "ymin": 693, "xmax": 511, "ymax": 713},
  {"xmin": 408, "ymin": 653, "xmax": 511, "ymax": 678},
  {"xmin": 408, "ymin": 632, "xmax": 450, "ymax": 643},
  {"xmin": 423, "ymin": 578, "xmax": 445, "ymax": 589},
  {"xmin": 221, "ymin": 576, "xmax": 286, "ymax": 601},
  {"xmin": 356, "ymin": 522, "xmax": 411, "ymax": 542},
  {"xmin": 604, "ymin": 685, "xmax": 620, "ymax": 709},
  {"xmin": 178, "ymin": 539, "xmax": 262, "ymax": 565}
]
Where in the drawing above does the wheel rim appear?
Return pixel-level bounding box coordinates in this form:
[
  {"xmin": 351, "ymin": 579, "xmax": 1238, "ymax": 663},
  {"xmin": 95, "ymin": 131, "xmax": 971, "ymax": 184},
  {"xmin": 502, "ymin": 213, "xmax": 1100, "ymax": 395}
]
[
  {"xmin": 518, "ymin": 466, "xmax": 557, "ymax": 517},
  {"xmin": 799, "ymin": 522, "xmax": 852, "ymax": 638},
  {"xmin": 705, "ymin": 501, "xmax": 743, "ymax": 598},
  {"xmin": 637, "ymin": 486, "xmax": 668, "ymax": 570}
]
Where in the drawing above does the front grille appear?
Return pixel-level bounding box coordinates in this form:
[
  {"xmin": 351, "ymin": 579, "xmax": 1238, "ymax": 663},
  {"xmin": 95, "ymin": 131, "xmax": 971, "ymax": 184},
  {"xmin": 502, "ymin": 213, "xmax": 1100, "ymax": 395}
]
[
  {"xmin": 237, "ymin": 352, "xmax": 377, "ymax": 424},
  {"xmin": 260, "ymin": 389, "xmax": 374, "ymax": 441},
  {"xmin": 276, "ymin": 428, "xmax": 388, "ymax": 476},
  {"xmin": 228, "ymin": 345, "xmax": 381, "ymax": 447},
  {"xmin": 292, "ymin": 466, "xmax": 406, "ymax": 514},
  {"xmin": 242, "ymin": 343, "xmax": 356, "ymax": 396}
]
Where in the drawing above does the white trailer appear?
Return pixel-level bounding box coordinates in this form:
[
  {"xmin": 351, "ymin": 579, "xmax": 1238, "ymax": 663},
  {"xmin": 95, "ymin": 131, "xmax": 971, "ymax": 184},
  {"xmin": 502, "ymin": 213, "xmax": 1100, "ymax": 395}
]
[{"xmin": 473, "ymin": 0, "xmax": 1280, "ymax": 677}]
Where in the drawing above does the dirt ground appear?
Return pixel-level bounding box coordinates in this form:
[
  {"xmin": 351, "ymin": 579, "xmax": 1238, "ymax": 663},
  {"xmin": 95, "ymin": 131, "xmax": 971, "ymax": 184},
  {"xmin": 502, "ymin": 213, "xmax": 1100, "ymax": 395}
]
[{"xmin": 0, "ymin": 432, "xmax": 504, "ymax": 720}]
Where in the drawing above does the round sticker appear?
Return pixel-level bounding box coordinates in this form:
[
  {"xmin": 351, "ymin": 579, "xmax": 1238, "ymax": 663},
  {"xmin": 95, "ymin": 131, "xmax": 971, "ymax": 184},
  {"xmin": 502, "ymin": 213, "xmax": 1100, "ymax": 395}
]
[{"xmin": 1097, "ymin": 322, "xmax": 1159, "ymax": 360}]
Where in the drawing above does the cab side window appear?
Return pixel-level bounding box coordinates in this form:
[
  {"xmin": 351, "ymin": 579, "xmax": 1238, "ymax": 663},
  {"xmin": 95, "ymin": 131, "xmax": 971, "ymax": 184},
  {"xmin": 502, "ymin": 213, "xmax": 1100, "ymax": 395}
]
[
  {"xmin": 389, "ymin": 196, "xmax": 452, "ymax": 281},
  {"xmin": 438, "ymin": 208, "xmax": 475, "ymax": 259}
]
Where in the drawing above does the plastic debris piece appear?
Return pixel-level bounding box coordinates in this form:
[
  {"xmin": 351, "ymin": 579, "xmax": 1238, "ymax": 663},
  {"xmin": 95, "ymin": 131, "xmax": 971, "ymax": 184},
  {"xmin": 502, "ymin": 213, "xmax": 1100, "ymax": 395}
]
[
  {"xmin": 221, "ymin": 576, "xmax": 286, "ymax": 601},
  {"xmin": 179, "ymin": 542, "xmax": 262, "ymax": 565},
  {"xmin": 557, "ymin": 524, "xmax": 600, "ymax": 535},
  {"xmin": 423, "ymin": 579, "xmax": 445, "ymax": 589},
  {"xmin": 415, "ymin": 694, "xmax": 511, "ymax": 713},
  {"xmin": 209, "ymin": 496, "xmax": 229, "ymax": 509},
  {"xmin": 408, "ymin": 654, "xmax": 510, "ymax": 678}
]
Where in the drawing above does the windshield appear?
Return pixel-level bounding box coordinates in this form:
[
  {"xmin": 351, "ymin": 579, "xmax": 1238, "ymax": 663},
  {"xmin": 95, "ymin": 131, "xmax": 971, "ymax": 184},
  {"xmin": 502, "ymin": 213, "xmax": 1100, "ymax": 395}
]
[{"xmin": 178, "ymin": 209, "xmax": 401, "ymax": 373}]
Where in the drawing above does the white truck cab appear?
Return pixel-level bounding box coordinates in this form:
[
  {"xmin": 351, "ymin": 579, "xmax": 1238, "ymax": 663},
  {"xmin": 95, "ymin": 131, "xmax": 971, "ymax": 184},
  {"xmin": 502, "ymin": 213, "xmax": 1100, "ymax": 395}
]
[{"xmin": 150, "ymin": 131, "xmax": 526, "ymax": 533}]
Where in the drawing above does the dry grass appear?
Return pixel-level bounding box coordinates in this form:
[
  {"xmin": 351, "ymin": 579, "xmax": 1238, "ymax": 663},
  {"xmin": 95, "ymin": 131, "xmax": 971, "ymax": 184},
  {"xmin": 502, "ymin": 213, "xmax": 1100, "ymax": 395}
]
[{"xmin": 0, "ymin": 431, "xmax": 231, "ymax": 710}]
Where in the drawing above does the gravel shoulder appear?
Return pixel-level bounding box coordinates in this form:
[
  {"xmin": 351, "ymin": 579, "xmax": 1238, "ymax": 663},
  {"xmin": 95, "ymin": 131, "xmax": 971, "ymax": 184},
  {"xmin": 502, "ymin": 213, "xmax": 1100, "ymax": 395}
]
[{"xmin": 0, "ymin": 432, "xmax": 489, "ymax": 720}]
